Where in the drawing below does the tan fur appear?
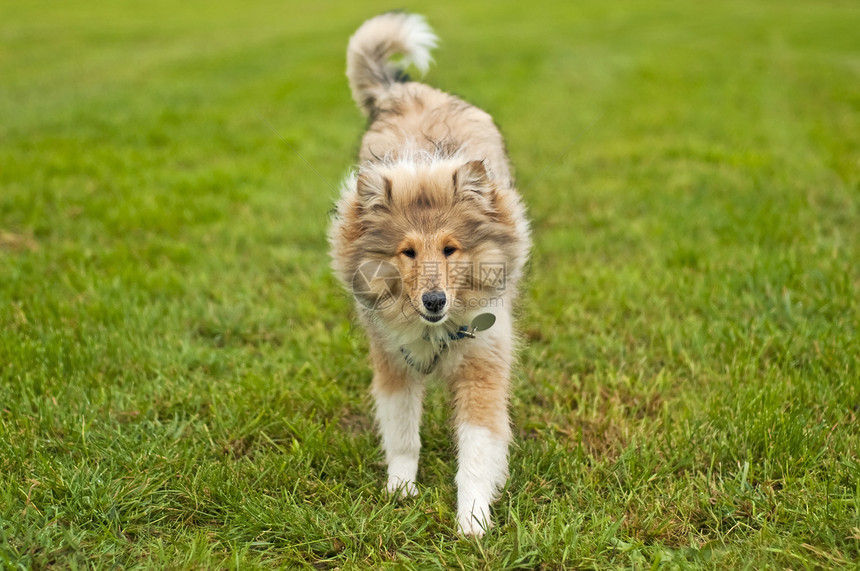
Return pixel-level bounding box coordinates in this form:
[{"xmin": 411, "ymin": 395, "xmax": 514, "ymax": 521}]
[
  {"xmin": 329, "ymin": 12, "xmax": 530, "ymax": 536},
  {"xmin": 360, "ymin": 83, "xmax": 514, "ymax": 187},
  {"xmin": 450, "ymin": 353, "xmax": 512, "ymax": 437},
  {"xmin": 369, "ymin": 344, "xmax": 408, "ymax": 396}
]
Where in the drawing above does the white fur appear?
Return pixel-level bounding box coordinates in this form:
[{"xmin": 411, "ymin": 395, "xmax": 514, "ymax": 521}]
[
  {"xmin": 372, "ymin": 380, "xmax": 425, "ymax": 497},
  {"xmin": 455, "ymin": 422, "xmax": 510, "ymax": 537},
  {"xmin": 395, "ymin": 14, "xmax": 438, "ymax": 75}
]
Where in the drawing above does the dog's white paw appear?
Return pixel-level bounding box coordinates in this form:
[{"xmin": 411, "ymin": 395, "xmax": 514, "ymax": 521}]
[
  {"xmin": 386, "ymin": 453, "xmax": 419, "ymax": 497},
  {"xmin": 457, "ymin": 508, "xmax": 492, "ymax": 537},
  {"xmin": 386, "ymin": 476, "xmax": 418, "ymax": 498}
]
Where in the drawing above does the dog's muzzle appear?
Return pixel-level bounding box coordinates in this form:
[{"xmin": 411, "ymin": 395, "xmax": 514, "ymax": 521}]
[{"xmin": 419, "ymin": 290, "xmax": 447, "ymax": 322}]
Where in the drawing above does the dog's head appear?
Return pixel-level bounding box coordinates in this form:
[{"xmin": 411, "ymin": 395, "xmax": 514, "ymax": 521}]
[{"xmin": 331, "ymin": 157, "xmax": 521, "ymax": 334}]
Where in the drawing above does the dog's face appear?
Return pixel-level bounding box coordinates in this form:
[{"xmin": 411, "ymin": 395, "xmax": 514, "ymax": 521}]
[
  {"xmin": 337, "ymin": 159, "xmax": 518, "ymax": 332},
  {"xmin": 393, "ymin": 228, "xmax": 464, "ymax": 325}
]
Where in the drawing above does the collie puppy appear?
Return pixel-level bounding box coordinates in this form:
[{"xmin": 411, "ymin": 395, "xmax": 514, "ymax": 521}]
[{"xmin": 328, "ymin": 12, "xmax": 530, "ymax": 536}]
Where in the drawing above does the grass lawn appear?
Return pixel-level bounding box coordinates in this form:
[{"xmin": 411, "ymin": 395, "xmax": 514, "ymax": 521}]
[{"xmin": 1, "ymin": 0, "xmax": 859, "ymax": 568}]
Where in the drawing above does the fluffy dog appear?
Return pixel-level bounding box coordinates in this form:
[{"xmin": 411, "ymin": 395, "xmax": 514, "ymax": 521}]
[{"xmin": 328, "ymin": 12, "xmax": 530, "ymax": 536}]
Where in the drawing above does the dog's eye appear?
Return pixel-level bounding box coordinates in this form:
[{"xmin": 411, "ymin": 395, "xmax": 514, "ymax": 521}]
[
  {"xmin": 443, "ymin": 246, "xmax": 457, "ymax": 257},
  {"xmin": 402, "ymin": 248, "xmax": 416, "ymax": 259}
]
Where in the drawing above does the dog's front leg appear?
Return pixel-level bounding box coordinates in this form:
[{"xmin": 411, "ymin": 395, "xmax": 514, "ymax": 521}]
[
  {"xmin": 371, "ymin": 347, "xmax": 424, "ymax": 497},
  {"xmin": 450, "ymin": 354, "xmax": 511, "ymax": 537}
]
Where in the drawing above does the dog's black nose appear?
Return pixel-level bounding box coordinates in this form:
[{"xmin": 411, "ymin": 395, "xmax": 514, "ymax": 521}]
[{"xmin": 422, "ymin": 291, "xmax": 447, "ymax": 313}]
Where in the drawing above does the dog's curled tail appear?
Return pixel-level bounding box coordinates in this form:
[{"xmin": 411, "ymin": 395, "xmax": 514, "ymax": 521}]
[{"xmin": 346, "ymin": 12, "xmax": 438, "ymax": 116}]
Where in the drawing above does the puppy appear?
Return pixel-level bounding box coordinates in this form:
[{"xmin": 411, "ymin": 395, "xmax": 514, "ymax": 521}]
[{"xmin": 328, "ymin": 12, "xmax": 530, "ymax": 536}]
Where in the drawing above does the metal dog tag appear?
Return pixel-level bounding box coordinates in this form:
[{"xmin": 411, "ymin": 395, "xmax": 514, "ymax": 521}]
[
  {"xmin": 460, "ymin": 313, "xmax": 496, "ymax": 338},
  {"xmin": 471, "ymin": 313, "xmax": 496, "ymax": 333}
]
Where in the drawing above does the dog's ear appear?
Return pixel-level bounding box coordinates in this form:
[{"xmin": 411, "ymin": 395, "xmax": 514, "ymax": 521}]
[
  {"xmin": 453, "ymin": 160, "xmax": 490, "ymax": 197},
  {"xmin": 453, "ymin": 160, "xmax": 499, "ymax": 217},
  {"xmin": 356, "ymin": 169, "xmax": 392, "ymax": 211}
]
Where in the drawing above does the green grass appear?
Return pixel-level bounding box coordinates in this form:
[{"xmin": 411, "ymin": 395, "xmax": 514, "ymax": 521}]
[{"xmin": 1, "ymin": 0, "xmax": 859, "ymax": 568}]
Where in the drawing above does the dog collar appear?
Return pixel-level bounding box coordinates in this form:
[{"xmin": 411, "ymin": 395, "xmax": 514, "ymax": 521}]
[
  {"xmin": 450, "ymin": 325, "xmax": 470, "ymax": 340},
  {"xmin": 399, "ymin": 314, "xmax": 496, "ymax": 375}
]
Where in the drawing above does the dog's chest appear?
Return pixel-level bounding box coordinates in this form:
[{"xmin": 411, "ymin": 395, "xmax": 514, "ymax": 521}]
[{"xmin": 398, "ymin": 326, "xmax": 471, "ymax": 375}]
